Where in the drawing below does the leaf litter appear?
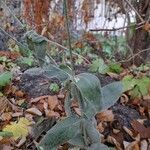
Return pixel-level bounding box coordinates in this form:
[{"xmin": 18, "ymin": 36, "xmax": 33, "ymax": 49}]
[{"xmin": 0, "ymin": 51, "xmax": 150, "ymax": 149}]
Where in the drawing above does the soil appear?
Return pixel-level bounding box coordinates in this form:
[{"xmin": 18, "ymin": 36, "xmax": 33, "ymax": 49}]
[
  {"xmin": 18, "ymin": 65, "xmax": 115, "ymax": 99},
  {"xmin": 18, "ymin": 68, "xmax": 60, "ymax": 98},
  {"xmin": 102, "ymin": 104, "xmax": 142, "ymax": 142}
]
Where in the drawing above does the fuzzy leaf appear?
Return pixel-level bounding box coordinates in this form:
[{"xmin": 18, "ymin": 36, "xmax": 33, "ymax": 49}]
[
  {"xmin": 87, "ymin": 143, "xmax": 109, "ymax": 150},
  {"xmin": 75, "ymin": 73, "xmax": 102, "ymax": 117},
  {"xmin": 38, "ymin": 116, "xmax": 81, "ymax": 150},
  {"xmin": 44, "ymin": 65, "xmax": 70, "ymax": 81},
  {"xmin": 68, "ymin": 133, "xmax": 86, "ymax": 148},
  {"xmin": 102, "ymin": 81, "xmax": 123, "ymax": 110}
]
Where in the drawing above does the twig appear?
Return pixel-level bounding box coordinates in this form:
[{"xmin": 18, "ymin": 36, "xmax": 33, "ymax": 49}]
[
  {"xmin": 0, "ymin": 26, "xmax": 25, "ymax": 48},
  {"xmin": 123, "ymin": 0, "xmax": 144, "ymax": 22},
  {"xmin": 90, "ymin": 22, "xmax": 145, "ymax": 32},
  {"xmin": 0, "ymin": 25, "xmax": 90, "ymax": 64},
  {"xmin": 2, "ymin": 0, "xmax": 24, "ymax": 28},
  {"xmin": 64, "ymin": 0, "xmax": 75, "ymax": 76},
  {"xmin": 119, "ymin": 47, "xmax": 150, "ymax": 63}
]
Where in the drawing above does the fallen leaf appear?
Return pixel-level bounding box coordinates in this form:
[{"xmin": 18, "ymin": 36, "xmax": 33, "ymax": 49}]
[
  {"xmin": 46, "ymin": 110, "xmax": 60, "ymax": 118},
  {"xmin": 57, "ymin": 93, "xmax": 65, "ymax": 99},
  {"xmin": 3, "ymin": 118, "xmax": 32, "ymax": 140},
  {"xmin": 15, "ymin": 91, "xmax": 24, "ymax": 98},
  {"xmin": 131, "ymin": 120, "xmax": 150, "ymax": 138},
  {"xmin": 12, "ymin": 112, "xmax": 23, "ymax": 117},
  {"xmin": 123, "ymin": 126, "xmax": 134, "ymax": 138},
  {"xmin": 0, "ymin": 51, "xmax": 21, "ymax": 60},
  {"xmin": 1, "ymin": 145, "xmax": 13, "ymax": 150},
  {"xmin": 16, "ymin": 137, "xmax": 26, "ymax": 148},
  {"xmin": 96, "ymin": 110, "xmax": 114, "ymax": 122},
  {"xmin": 56, "ymin": 104, "xmax": 63, "ymax": 111},
  {"xmin": 106, "ymin": 135, "xmax": 122, "ymax": 150},
  {"xmin": 0, "ymin": 112, "xmax": 12, "ymax": 121},
  {"xmin": 113, "ymin": 129, "xmax": 120, "ymax": 134},
  {"xmin": 107, "ymin": 72, "xmax": 120, "ymax": 80},
  {"xmin": 143, "ymin": 23, "xmax": 150, "ymax": 31},
  {"xmin": 120, "ymin": 94, "xmax": 129, "ymax": 104},
  {"xmin": 73, "ymin": 107, "xmax": 81, "ymax": 116},
  {"xmin": 111, "ymin": 132, "xmax": 124, "ymax": 148},
  {"xmin": 47, "ymin": 95, "xmax": 58, "ymax": 110},
  {"xmin": 0, "ymin": 96, "xmax": 10, "ymax": 113},
  {"xmin": 26, "ymin": 107, "xmax": 42, "ymax": 116},
  {"xmin": 31, "ymin": 95, "xmax": 49, "ymax": 103},
  {"xmin": 97, "ymin": 122, "xmax": 104, "ymax": 133},
  {"xmin": 125, "ymin": 141, "xmax": 140, "ymax": 150},
  {"xmin": 140, "ymin": 140, "xmax": 148, "ymax": 150}
]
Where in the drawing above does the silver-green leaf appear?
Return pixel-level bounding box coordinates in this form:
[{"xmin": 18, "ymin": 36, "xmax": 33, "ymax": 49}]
[
  {"xmin": 74, "ymin": 73, "xmax": 102, "ymax": 118},
  {"xmin": 38, "ymin": 116, "xmax": 81, "ymax": 150},
  {"xmin": 102, "ymin": 81, "xmax": 123, "ymax": 110}
]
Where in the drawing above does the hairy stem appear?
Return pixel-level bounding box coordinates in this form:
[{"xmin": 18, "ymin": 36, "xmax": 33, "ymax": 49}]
[{"xmin": 63, "ymin": 0, "xmax": 75, "ymax": 77}]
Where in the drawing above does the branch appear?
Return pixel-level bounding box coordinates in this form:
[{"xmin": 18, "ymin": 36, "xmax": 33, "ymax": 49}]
[
  {"xmin": 119, "ymin": 47, "xmax": 150, "ymax": 63},
  {"xmin": 90, "ymin": 22, "xmax": 145, "ymax": 32},
  {"xmin": 0, "ymin": 26, "xmax": 90, "ymax": 64},
  {"xmin": 2, "ymin": 0, "xmax": 24, "ymax": 28},
  {"xmin": 123, "ymin": 0, "xmax": 144, "ymax": 22}
]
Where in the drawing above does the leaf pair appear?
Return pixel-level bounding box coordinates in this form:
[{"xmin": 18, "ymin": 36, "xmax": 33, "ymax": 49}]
[{"xmin": 38, "ymin": 72, "xmax": 123, "ymax": 150}]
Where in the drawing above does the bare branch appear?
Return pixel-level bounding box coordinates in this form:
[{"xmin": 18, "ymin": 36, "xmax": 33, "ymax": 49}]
[
  {"xmin": 123, "ymin": 0, "xmax": 144, "ymax": 22},
  {"xmin": 89, "ymin": 22, "xmax": 145, "ymax": 32}
]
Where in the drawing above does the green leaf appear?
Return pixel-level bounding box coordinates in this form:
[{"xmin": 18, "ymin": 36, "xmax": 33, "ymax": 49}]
[
  {"xmin": 0, "ymin": 56, "xmax": 7, "ymax": 62},
  {"xmin": 0, "ymin": 131, "xmax": 13, "ymax": 138},
  {"xmin": 49, "ymin": 83, "xmax": 60, "ymax": 92},
  {"xmin": 89, "ymin": 58, "xmax": 109, "ymax": 74},
  {"xmin": 137, "ymin": 76, "xmax": 150, "ymax": 96},
  {"xmin": 75, "ymin": 73, "xmax": 102, "ymax": 118},
  {"xmin": 122, "ymin": 75, "xmax": 137, "ymax": 91},
  {"xmin": 38, "ymin": 116, "xmax": 81, "ymax": 150},
  {"xmin": 130, "ymin": 86, "xmax": 141, "ymax": 98},
  {"xmin": 102, "ymin": 82, "xmax": 123, "ymax": 110},
  {"xmin": 44, "ymin": 65, "xmax": 70, "ymax": 81},
  {"xmin": 20, "ymin": 57, "xmax": 34, "ymax": 66},
  {"xmin": 108, "ymin": 62, "xmax": 123, "ymax": 73},
  {"xmin": 122, "ymin": 76, "xmax": 150, "ymax": 97},
  {"xmin": 0, "ymin": 72, "xmax": 12, "ymax": 88}
]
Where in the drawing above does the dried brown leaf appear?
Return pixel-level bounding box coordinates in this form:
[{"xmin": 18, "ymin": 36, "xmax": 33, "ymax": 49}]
[
  {"xmin": 1, "ymin": 112, "xmax": 12, "ymax": 121},
  {"xmin": 26, "ymin": 107, "xmax": 42, "ymax": 116},
  {"xmin": 31, "ymin": 95, "xmax": 49, "ymax": 103},
  {"xmin": 47, "ymin": 95, "xmax": 59, "ymax": 110},
  {"xmin": 96, "ymin": 110, "xmax": 114, "ymax": 122},
  {"xmin": 107, "ymin": 135, "xmax": 122, "ymax": 150},
  {"xmin": 140, "ymin": 140, "xmax": 148, "ymax": 150},
  {"xmin": 131, "ymin": 120, "xmax": 150, "ymax": 138},
  {"xmin": 46, "ymin": 110, "xmax": 60, "ymax": 118},
  {"xmin": 97, "ymin": 122, "xmax": 104, "ymax": 133}
]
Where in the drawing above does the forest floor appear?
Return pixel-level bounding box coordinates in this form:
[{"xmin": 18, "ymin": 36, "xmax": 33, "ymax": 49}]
[
  {"xmin": 0, "ymin": 1, "xmax": 150, "ymax": 149},
  {"xmin": 0, "ymin": 51, "xmax": 149, "ymax": 150}
]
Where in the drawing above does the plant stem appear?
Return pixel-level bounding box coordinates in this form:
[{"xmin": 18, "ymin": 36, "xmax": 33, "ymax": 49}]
[
  {"xmin": 63, "ymin": 0, "xmax": 75, "ymax": 77},
  {"xmin": 2, "ymin": 0, "xmax": 25, "ymax": 28}
]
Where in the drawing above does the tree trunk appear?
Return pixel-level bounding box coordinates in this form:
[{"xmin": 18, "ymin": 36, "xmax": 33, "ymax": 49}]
[{"xmin": 130, "ymin": 0, "xmax": 150, "ymax": 65}]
